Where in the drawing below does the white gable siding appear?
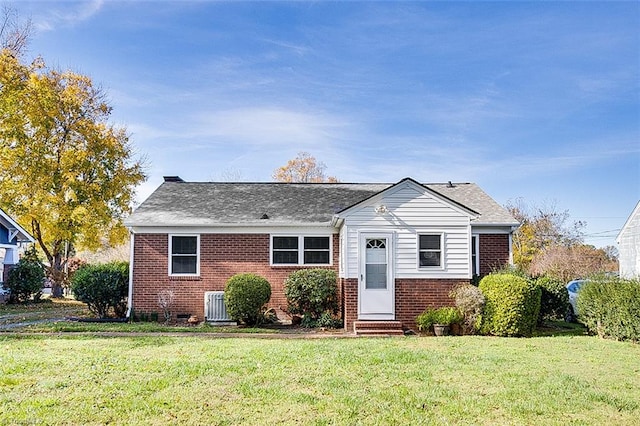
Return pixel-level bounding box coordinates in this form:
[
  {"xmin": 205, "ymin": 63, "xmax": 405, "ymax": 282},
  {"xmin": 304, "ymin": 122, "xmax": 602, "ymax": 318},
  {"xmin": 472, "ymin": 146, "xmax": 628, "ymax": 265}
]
[
  {"xmin": 617, "ymin": 202, "xmax": 640, "ymax": 279},
  {"xmin": 339, "ymin": 183, "xmax": 473, "ymax": 279}
]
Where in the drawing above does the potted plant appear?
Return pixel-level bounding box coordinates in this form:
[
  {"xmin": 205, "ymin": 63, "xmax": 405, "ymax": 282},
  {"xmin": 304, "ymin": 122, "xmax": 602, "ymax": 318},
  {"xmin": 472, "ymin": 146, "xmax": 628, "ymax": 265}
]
[{"xmin": 416, "ymin": 307, "xmax": 463, "ymax": 336}]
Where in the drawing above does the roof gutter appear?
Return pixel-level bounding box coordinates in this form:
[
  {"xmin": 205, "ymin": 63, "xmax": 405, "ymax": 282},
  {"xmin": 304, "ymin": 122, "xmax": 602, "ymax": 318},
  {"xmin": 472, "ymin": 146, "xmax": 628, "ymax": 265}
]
[
  {"xmin": 125, "ymin": 221, "xmax": 337, "ymax": 228},
  {"xmin": 471, "ymin": 222, "xmax": 521, "ymax": 228}
]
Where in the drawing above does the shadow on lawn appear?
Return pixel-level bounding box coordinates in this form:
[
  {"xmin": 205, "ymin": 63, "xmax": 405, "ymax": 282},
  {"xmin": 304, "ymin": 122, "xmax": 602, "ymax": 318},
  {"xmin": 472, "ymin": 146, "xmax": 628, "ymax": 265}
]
[{"xmin": 533, "ymin": 320, "xmax": 588, "ymax": 337}]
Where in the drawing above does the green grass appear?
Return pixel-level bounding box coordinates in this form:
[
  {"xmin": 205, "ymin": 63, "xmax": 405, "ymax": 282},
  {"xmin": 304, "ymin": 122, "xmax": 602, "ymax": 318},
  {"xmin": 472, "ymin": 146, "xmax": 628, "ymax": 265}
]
[
  {"xmin": 17, "ymin": 321, "xmax": 281, "ymax": 333},
  {"xmin": 0, "ymin": 298, "xmax": 89, "ymax": 327},
  {"xmin": 1, "ymin": 335, "xmax": 638, "ymax": 425},
  {"xmin": 0, "ymin": 300, "xmax": 288, "ymax": 333}
]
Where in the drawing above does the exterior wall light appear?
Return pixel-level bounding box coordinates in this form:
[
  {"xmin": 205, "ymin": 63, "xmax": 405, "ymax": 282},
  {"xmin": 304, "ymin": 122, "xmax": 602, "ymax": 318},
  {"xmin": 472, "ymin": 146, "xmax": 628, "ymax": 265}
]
[{"xmin": 374, "ymin": 204, "xmax": 388, "ymax": 215}]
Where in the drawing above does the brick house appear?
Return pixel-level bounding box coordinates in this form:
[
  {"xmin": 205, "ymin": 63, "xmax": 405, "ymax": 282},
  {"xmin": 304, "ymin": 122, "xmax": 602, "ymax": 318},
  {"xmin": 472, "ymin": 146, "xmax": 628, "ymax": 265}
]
[{"xmin": 125, "ymin": 177, "xmax": 519, "ymax": 333}]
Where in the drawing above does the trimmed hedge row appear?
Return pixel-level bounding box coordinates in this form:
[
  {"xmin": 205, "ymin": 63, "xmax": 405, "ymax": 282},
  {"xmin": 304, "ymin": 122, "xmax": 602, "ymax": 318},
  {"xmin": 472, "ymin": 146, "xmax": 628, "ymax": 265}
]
[
  {"xmin": 535, "ymin": 276, "xmax": 570, "ymax": 322},
  {"xmin": 577, "ymin": 277, "xmax": 640, "ymax": 341},
  {"xmin": 479, "ymin": 273, "xmax": 541, "ymax": 337}
]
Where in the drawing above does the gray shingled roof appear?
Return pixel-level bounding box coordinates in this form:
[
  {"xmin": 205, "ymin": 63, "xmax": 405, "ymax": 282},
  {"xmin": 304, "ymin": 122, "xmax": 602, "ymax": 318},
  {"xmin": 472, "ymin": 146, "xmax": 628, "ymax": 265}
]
[{"xmin": 125, "ymin": 179, "xmax": 518, "ymax": 227}]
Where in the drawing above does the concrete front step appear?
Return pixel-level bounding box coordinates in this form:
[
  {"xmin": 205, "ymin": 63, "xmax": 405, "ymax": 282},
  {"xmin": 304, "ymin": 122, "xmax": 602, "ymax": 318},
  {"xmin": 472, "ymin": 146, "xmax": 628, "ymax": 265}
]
[{"xmin": 353, "ymin": 320, "xmax": 404, "ymax": 336}]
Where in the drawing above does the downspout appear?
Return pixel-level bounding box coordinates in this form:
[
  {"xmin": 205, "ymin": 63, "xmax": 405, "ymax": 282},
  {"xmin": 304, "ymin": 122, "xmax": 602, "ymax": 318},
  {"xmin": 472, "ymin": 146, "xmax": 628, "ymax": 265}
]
[{"xmin": 126, "ymin": 231, "xmax": 135, "ymax": 320}]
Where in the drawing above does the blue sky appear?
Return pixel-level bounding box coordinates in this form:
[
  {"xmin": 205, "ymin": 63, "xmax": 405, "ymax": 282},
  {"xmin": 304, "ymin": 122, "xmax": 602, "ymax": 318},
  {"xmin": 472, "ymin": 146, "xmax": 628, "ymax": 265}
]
[{"xmin": 12, "ymin": 1, "xmax": 640, "ymax": 248}]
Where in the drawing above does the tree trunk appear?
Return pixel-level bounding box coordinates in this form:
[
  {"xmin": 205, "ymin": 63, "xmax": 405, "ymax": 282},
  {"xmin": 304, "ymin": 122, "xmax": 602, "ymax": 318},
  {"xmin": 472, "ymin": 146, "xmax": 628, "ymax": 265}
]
[
  {"xmin": 31, "ymin": 220, "xmax": 68, "ymax": 297},
  {"xmin": 48, "ymin": 252, "xmax": 67, "ymax": 298}
]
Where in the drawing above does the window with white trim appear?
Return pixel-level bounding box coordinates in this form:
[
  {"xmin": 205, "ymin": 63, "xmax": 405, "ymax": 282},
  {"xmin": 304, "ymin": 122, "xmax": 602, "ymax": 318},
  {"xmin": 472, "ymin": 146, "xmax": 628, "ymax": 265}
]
[
  {"xmin": 418, "ymin": 234, "xmax": 442, "ymax": 268},
  {"xmin": 472, "ymin": 234, "xmax": 479, "ymax": 276},
  {"xmin": 272, "ymin": 236, "xmax": 331, "ymax": 265},
  {"xmin": 169, "ymin": 235, "xmax": 199, "ymax": 275}
]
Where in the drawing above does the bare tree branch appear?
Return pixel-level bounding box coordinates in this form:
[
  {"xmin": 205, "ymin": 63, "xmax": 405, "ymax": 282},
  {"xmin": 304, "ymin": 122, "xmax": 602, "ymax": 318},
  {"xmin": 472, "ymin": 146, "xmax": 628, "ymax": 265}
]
[{"xmin": 0, "ymin": 5, "xmax": 32, "ymax": 56}]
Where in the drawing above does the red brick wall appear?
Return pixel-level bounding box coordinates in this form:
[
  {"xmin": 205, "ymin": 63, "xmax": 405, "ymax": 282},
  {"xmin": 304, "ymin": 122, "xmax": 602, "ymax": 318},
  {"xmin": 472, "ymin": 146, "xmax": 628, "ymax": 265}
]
[
  {"xmin": 395, "ymin": 279, "xmax": 468, "ymax": 331},
  {"xmin": 132, "ymin": 233, "xmax": 339, "ymax": 321},
  {"xmin": 134, "ymin": 232, "xmax": 510, "ymax": 327},
  {"xmin": 342, "ymin": 278, "xmax": 467, "ymax": 331},
  {"xmin": 341, "ymin": 278, "xmax": 358, "ymax": 331},
  {"xmin": 479, "ymin": 234, "xmax": 511, "ymax": 276}
]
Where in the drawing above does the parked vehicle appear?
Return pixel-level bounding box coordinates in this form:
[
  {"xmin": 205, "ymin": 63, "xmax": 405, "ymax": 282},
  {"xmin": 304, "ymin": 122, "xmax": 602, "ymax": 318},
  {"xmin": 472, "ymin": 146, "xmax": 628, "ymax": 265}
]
[
  {"xmin": 0, "ymin": 283, "xmax": 8, "ymax": 303},
  {"xmin": 565, "ymin": 279, "xmax": 586, "ymax": 322}
]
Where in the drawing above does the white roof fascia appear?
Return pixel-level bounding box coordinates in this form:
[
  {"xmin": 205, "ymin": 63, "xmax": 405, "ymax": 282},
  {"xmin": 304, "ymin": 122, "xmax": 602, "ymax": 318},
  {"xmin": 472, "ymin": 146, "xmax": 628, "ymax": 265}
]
[
  {"xmin": 616, "ymin": 200, "xmax": 640, "ymax": 244},
  {"xmin": 128, "ymin": 224, "xmax": 339, "ymax": 235},
  {"xmin": 335, "ymin": 178, "xmax": 479, "ymax": 220},
  {"xmin": 0, "ymin": 209, "xmax": 35, "ymax": 243},
  {"xmin": 471, "ymin": 222, "xmax": 520, "ymax": 228}
]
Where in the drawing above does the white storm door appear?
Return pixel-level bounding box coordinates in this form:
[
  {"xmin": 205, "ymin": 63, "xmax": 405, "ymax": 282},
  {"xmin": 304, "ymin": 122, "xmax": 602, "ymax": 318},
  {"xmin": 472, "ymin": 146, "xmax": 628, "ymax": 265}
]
[{"xmin": 358, "ymin": 233, "xmax": 394, "ymax": 320}]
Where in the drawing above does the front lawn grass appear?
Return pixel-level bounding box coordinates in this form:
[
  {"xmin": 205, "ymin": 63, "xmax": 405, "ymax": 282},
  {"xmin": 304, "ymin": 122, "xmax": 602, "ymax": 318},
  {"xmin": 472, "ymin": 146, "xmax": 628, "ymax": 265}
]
[
  {"xmin": 1, "ymin": 335, "xmax": 638, "ymax": 425},
  {"xmin": 1, "ymin": 299, "xmax": 282, "ymax": 333},
  {"xmin": 17, "ymin": 321, "xmax": 281, "ymax": 334},
  {"xmin": 0, "ymin": 298, "xmax": 88, "ymax": 327}
]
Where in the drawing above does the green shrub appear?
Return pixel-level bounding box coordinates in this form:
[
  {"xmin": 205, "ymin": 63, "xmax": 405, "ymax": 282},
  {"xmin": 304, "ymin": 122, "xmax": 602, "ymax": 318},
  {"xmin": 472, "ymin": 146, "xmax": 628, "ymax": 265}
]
[
  {"xmin": 5, "ymin": 247, "xmax": 45, "ymax": 303},
  {"xmin": 284, "ymin": 269, "xmax": 339, "ymax": 327},
  {"xmin": 450, "ymin": 284, "xmax": 485, "ymax": 334},
  {"xmin": 577, "ymin": 277, "xmax": 640, "ymax": 341},
  {"xmin": 479, "ymin": 273, "xmax": 541, "ymax": 337},
  {"xmin": 416, "ymin": 306, "xmax": 463, "ymax": 331},
  {"xmin": 224, "ymin": 273, "xmax": 271, "ymax": 326},
  {"xmin": 71, "ymin": 262, "xmax": 129, "ymax": 318},
  {"xmin": 535, "ymin": 276, "xmax": 570, "ymax": 322},
  {"xmin": 416, "ymin": 309, "xmax": 436, "ymax": 332},
  {"xmin": 315, "ymin": 311, "xmax": 343, "ymax": 329}
]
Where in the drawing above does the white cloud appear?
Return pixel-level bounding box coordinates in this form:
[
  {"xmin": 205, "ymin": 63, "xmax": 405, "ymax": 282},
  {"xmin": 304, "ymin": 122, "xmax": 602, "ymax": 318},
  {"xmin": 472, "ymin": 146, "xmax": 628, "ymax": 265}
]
[
  {"xmin": 34, "ymin": 0, "xmax": 104, "ymax": 32},
  {"xmin": 192, "ymin": 106, "xmax": 352, "ymax": 148}
]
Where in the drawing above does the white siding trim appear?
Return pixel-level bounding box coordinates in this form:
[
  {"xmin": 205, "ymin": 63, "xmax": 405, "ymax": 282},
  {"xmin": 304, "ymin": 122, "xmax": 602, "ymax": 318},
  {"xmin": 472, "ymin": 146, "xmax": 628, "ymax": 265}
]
[
  {"xmin": 168, "ymin": 234, "xmax": 200, "ymax": 277},
  {"xmin": 471, "ymin": 233, "xmax": 479, "ymax": 277},
  {"xmin": 129, "ymin": 226, "xmax": 337, "ymax": 235},
  {"xmin": 127, "ymin": 232, "xmax": 135, "ymax": 318},
  {"xmin": 471, "ymin": 225, "xmax": 515, "ymax": 234},
  {"xmin": 416, "ymin": 232, "xmax": 445, "ymax": 271},
  {"xmin": 358, "ymin": 231, "xmax": 395, "ymax": 320}
]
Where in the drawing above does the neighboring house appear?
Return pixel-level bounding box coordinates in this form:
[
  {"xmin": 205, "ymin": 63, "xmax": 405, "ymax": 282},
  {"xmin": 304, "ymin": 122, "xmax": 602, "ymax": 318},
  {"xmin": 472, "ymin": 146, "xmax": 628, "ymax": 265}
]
[
  {"xmin": 0, "ymin": 208, "xmax": 35, "ymax": 286},
  {"xmin": 125, "ymin": 177, "xmax": 519, "ymax": 333},
  {"xmin": 616, "ymin": 201, "xmax": 640, "ymax": 279}
]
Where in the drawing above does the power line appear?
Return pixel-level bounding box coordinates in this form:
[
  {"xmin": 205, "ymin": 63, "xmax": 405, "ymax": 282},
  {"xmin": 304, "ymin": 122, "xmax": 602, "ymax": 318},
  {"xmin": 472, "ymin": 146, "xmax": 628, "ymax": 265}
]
[{"xmin": 583, "ymin": 229, "xmax": 621, "ymax": 237}]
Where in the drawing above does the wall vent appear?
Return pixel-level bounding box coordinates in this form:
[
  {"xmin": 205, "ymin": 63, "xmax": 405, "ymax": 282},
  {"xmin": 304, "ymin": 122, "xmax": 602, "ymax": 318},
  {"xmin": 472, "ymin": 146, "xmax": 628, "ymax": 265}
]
[{"xmin": 204, "ymin": 291, "xmax": 231, "ymax": 322}]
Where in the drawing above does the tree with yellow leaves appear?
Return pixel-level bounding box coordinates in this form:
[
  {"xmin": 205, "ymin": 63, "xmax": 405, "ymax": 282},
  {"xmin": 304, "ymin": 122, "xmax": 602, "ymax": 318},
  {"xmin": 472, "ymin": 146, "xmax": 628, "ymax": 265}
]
[
  {"xmin": 0, "ymin": 49, "xmax": 146, "ymax": 296},
  {"xmin": 272, "ymin": 152, "xmax": 338, "ymax": 183}
]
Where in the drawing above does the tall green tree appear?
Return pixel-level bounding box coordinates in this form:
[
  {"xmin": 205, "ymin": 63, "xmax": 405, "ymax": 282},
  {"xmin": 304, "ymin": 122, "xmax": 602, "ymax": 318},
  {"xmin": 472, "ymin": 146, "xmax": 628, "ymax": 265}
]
[{"xmin": 0, "ymin": 49, "xmax": 146, "ymax": 296}]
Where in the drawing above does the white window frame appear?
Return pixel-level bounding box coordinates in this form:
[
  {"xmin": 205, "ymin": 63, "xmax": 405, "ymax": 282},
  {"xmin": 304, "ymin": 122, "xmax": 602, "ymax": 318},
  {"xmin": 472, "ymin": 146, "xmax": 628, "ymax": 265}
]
[
  {"xmin": 270, "ymin": 235, "xmax": 333, "ymax": 266},
  {"xmin": 168, "ymin": 234, "xmax": 200, "ymax": 276},
  {"xmin": 472, "ymin": 234, "xmax": 479, "ymax": 277},
  {"xmin": 417, "ymin": 233, "xmax": 444, "ymax": 270}
]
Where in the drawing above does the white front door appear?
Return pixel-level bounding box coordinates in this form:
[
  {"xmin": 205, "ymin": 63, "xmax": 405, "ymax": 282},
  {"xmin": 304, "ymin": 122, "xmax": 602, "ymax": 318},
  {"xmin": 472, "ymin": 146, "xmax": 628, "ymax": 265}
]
[{"xmin": 358, "ymin": 233, "xmax": 394, "ymax": 320}]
